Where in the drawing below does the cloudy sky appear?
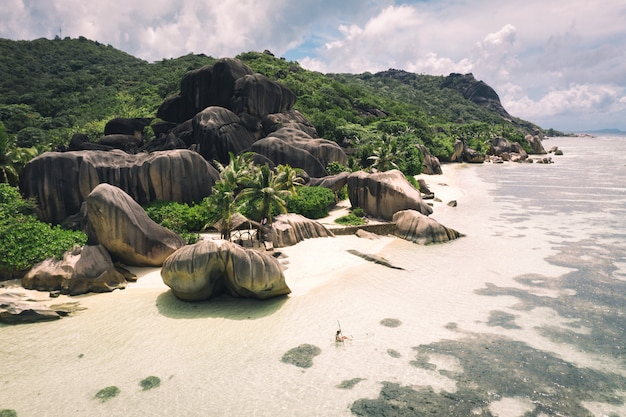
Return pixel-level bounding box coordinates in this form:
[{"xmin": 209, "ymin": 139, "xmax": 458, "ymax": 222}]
[{"xmin": 2, "ymin": 0, "xmax": 626, "ymax": 132}]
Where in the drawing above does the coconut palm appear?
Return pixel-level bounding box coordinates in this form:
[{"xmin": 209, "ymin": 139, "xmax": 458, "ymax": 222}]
[
  {"xmin": 237, "ymin": 164, "xmax": 294, "ymax": 241},
  {"xmin": 368, "ymin": 135, "xmax": 399, "ymax": 172},
  {"xmin": 275, "ymin": 164, "xmax": 305, "ymax": 195}
]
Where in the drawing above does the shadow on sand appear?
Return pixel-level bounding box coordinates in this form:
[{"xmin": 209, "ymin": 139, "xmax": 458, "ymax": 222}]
[{"xmin": 155, "ymin": 289, "xmax": 288, "ymax": 320}]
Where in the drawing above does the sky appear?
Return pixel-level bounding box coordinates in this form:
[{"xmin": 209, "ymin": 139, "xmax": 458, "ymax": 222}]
[{"xmin": 2, "ymin": 0, "xmax": 626, "ymax": 132}]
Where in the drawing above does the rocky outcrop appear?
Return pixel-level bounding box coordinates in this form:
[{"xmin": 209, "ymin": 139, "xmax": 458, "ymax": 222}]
[
  {"xmin": 231, "ymin": 73, "xmax": 297, "ymax": 119},
  {"xmin": 161, "ymin": 239, "xmax": 290, "ymax": 301},
  {"xmin": 347, "ymin": 170, "xmax": 433, "ymax": 221},
  {"xmin": 104, "ymin": 117, "xmax": 152, "ymax": 138},
  {"xmin": 308, "ymin": 172, "xmax": 350, "ymax": 193},
  {"xmin": 417, "ymin": 144, "xmax": 442, "ymax": 175},
  {"xmin": 393, "ymin": 209, "xmax": 463, "ymax": 244},
  {"xmin": 22, "ymin": 245, "xmax": 127, "ymax": 295},
  {"xmin": 250, "ymin": 127, "xmax": 347, "ymax": 177},
  {"xmin": 85, "ymin": 183, "xmax": 185, "ymax": 267},
  {"xmin": 0, "ymin": 292, "xmax": 61, "ymax": 323},
  {"xmin": 488, "ymin": 137, "xmax": 528, "ymax": 162},
  {"xmin": 526, "ymin": 134, "xmax": 547, "ymax": 154},
  {"xmin": 192, "ymin": 106, "xmax": 257, "ymax": 164},
  {"xmin": 450, "ymin": 140, "xmax": 486, "ymax": 163},
  {"xmin": 262, "ymin": 110, "xmax": 318, "ymax": 137},
  {"xmin": 21, "ymin": 149, "xmax": 218, "ymax": 224},
  {"xmin": 271, "ymin": 213, "xmax": 334, "ymax": 248}
]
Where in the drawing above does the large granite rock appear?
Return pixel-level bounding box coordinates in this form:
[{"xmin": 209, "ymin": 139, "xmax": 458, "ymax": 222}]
[
  {"xmin": 85, "ymin": 183, "xmax": 185, "ymax": 267},
  {"xmin": 526, "ymin": 134, "xmax": 547, "ymax": 154},
  {"xmin": 262, "ymin": 110, "xmax": 318, "ymax": 137},
  {"xmin": 308, "ymin": 172, "xmax": 350, "ymax": 193},
  {"xmin": 417, "ymin": 144, "xmax": 442, "ymax": 175},
  {"xmin": 161, "ymin": 239, "xmax": 290, "ymax": 301},
  {"xmin": 489, "ymin": 137, "xmax": 528, "ymax": 162},
  {"xmin": 393, "ymin": 209, "xmax": 463, "ymax": 244},
  {"xmin": 21, "ymin": 149, "xmax": 218, "ymax": 224},
  {"xmin": 250, "ymin": 127, "xmax": 347, "ymax": 177},
  {"xmin": 0, "ymin": 292, "xmax": 60, "ymax": 324},
  {"xmin": 347, "ymin": 170, "xmax": 433, "ymax": 220},
  {"xmin": 22, "ymin": 245, "xmax": 127, "ymax": 295},
  {"xmin": 192, "ymin": 106, "xmax": 257, "ymax": 164},
  {"xmin": 231, "ymin": 73, "xmax": 296, "ymax": 119},
  {"xmin": 450, "ymin": 140, "xmax": 486, "ymax": 163},
  {"xmin": 270, "ymin": 213, "xmax": 334, "ymax": 248}
]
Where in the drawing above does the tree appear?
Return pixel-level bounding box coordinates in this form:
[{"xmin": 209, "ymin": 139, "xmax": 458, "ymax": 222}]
[
  {"xmin": 237, "ymin": 164, "xmax": 295, "ymax": 241},
  {"xmin": 368, "ymin": 134, "xmax": 399, "ymax": 172}
]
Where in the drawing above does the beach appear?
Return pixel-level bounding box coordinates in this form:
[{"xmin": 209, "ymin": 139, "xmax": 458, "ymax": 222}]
[{"xmin": 2, "ymin": 137, "xmax": 626, "ymax": 417}]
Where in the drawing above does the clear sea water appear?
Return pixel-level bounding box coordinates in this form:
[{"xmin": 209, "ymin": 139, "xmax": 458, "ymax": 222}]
[{"xmin": 1, "ymin": 135, "xmax": 625, "ymax": 416}]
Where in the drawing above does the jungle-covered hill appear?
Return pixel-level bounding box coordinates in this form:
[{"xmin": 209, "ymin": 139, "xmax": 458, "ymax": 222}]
[{"xmin": 0, "ymin": 36, "xmax": 546, "ymax": 164}]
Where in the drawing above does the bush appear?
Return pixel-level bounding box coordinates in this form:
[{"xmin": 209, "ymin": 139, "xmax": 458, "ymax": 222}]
[
  {"xmin": 286, "ymin": 186, "xmax": 336, "ymax": 219},
  {"xmin": 0, "ymin": 185, "xmax": 87, "ymax": 276},
  {"xmin": 351, "ymin": 207, "xmax": 365, "ymax": 217},
  {"xmin": 0, "ymin": 214, "xmax": 87, "ymax": 273},
  {"xmin": 335, "ymin": 213, "xmax": 366, "ymax": 226},
  {"xmin": 143, "ymin": 200, "xmax": 208, "ymax": 234}
]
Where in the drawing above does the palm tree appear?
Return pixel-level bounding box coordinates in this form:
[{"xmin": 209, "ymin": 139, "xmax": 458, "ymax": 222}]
[
  {"xmin": 275, "ymin": 164, "xmax": 305, "ymax": 195},
  {"xmin": 237, "ymin": 164, "xmax": 294, "ymax": 241},
  {"xmin": 368, "ymin": 135, "xmax": 399, "ymax": 172}
]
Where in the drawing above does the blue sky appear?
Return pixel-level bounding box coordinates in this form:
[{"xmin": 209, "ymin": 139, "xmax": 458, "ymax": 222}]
[{"xmin": 2, "ymin": 0, "xmax": 626, "ymax": 132}]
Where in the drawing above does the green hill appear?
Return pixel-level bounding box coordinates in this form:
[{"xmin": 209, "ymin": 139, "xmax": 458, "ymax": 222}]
[{"xmin": 0, "ymin": 37, "xmax": 542, "ymax": 167}]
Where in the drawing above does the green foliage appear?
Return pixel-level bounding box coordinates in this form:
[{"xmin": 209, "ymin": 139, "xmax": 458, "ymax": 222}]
[
  {"xmin": 286, "ymin": 186, "xmax": 336, "ymax": 219},
  {"xmin": 335, "ymin": 213, "xmax": 366, "ymax": 226},
  {"xmin": 326, "ymin": 161, "xmax": 351, "ymax": 175},
  {"xmin": 351, "ymin": 207, "xmax": 365, "ymax": 217},
  {"xmin": 0, "ymin": 410, "xmax": 18, "ymax": 417},
  {"xmin": 0, "ymin": 183, "xmax": 35, "ymax": 216},
  {"xmin": 0, "ymin": 184, "xmax": 87, "ymax": 275},
  {"xmin": 0, "ymin": 213, "xmax": 88, "ymax": 273},
  {"xmin": 143, "ymin": 200, "xmax": 208, "ymax": 234},
  {"xmin": 94, "ymin": 386, "xmax": 120, "ymax": 402}
]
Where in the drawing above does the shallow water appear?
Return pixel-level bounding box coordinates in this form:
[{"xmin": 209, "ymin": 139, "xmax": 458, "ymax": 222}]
[{"xmin": 1, "ymin": 136, "xmax": 625, "ymax": 416}]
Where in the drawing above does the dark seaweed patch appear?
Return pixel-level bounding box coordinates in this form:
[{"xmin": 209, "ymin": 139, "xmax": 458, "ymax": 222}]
[
  {"xmin": 352, "ymin": 333, "xmax": 626, "ymax": 416},
  {"xmin": 281, "ymin": 344, "xmax": 321, "ymax": 368},
  {"xmin": 387, "ymin": 349, "xmax": 401, "ymax": 358},
  {"xmin": 486, "ymin": 310, "xmax": 521, "ymax": 329},
  {"xmin": 337, "ymin": 378, "xmax": 366, "ymax": 389},
  {"xmin": 380, "ymin": 318, "xmax": 402, "ymax": 328}
]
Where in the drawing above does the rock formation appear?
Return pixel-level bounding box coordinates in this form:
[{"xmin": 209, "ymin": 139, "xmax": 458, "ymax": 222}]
[
  {"xmin": 270, "ymin": 213, "xmax": 334, "ymax": 248},
  {"xmin": 85, "ymin": 183, "xmax": 186, "ymax": 267},
  {"xmin": 489, "ymin": 137, "xmax": 528, "ymax": 162},
  {"xmin": 393, "ymin": 209, "xmax": 463, "ymax": 244},
  {"xmin": 347, "ymin": 170, "xmax": 433, "ymax": 221},
  {"xmin": 0, "ymin": 292, "xmax": 61, "ymax": 324},
  {"xmin": 308, "ymin": 172, "xmax": 350, "ymax": 193},
  {"xmin": 21, "ymin": 149, "xmax": 218, "ymax": 224},
  {"xmin": 22, "ymin": 244, "xmax": 127, "ymax": 295},
  {"xmin": 161, "ymin": 239, "xmax": 290, "ymax": 301},
  {"xmin": 417, "ymin": 144, "xmax": 443, "ymax": 175},
  {"xmin": 156, "ymin": 57, "xmax": 347, "ymax": 177}
]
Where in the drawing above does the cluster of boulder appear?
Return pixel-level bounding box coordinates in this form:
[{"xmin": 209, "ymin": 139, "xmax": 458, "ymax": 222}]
[
  {"xmin": 8, "ymin": 55, "xmax": 559, "ymax": 319},
  {"xmin": 451, "ymin": 134, "xmax": 549, "ymax": 164}
]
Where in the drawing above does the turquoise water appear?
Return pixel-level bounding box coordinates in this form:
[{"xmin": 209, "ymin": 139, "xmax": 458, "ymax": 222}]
[{"xmin": 1, "ymin": 136, "xmax": 625, "ymax": 416}]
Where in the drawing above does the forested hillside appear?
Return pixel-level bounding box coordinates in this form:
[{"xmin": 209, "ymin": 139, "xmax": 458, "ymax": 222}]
[{"xmin": 0, "ymin": 36, "xmax": 543, "ymax": 180}]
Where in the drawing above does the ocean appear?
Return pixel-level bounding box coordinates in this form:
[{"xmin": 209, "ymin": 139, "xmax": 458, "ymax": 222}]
[{"xmin": 1, "ymin": 135, "xmax": 625, "ymax": 416}]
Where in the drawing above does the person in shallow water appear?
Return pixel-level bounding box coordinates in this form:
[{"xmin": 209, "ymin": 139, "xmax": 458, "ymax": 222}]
[{"xmin": 336, "ymin": 330, "xmax": 350, "ymax": 342}]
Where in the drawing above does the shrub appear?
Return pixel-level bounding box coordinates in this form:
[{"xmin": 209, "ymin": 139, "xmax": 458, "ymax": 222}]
[
  {"xmin": 143, "ymin": 200, "xmax": 208, "ymax": 233},
  {"xmin": 0, "ymin": 185, "xmax": 87, "ymax": 276},
  {"xmin": 286, "ymin": 186, "xmax": 336, "ymax": 219},
  {"xmin": 0, "ymin": 214, "xmax": 87, "ymax": 273},
  {"xmin": 335, "ymin": 213, "xmax": 366, "ymax": 226},
  {"xmin": 351, "ymin": 207, "xmax": 365, "ymax": 217}
]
